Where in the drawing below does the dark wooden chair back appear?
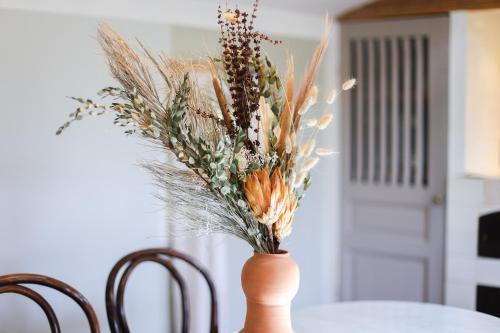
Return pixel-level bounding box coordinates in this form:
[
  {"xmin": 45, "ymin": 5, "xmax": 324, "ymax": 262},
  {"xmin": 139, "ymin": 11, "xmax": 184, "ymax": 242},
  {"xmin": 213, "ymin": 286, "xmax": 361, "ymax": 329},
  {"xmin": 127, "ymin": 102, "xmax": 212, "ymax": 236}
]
[
  {"xmin": 106, "ymin": 248, "xmax": 218, "ymax": 333},
  {"xmin": 0, "ymin": 273, "xmax": 100, "ymax": 333}
]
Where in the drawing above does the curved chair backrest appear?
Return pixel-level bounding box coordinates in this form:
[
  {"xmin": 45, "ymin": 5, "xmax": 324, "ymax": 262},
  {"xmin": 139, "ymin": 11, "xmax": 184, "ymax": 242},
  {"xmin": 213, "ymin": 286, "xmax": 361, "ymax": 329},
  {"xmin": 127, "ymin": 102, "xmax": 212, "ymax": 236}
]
[
  {"xmin": 106, "ymin": 248, "xmax": 218, "ymax": 333},
  {"xmin": 0, "ymin": 273, "xmax": 100, "ymax": 333}
]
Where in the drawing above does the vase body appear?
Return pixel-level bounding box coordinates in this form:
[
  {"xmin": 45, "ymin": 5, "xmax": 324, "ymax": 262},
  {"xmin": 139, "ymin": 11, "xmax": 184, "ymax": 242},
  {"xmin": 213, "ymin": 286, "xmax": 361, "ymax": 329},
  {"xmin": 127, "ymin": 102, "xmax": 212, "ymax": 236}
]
[{"xmin": 240, "ymin": 251, "xmax": 300, "ymax": 333}]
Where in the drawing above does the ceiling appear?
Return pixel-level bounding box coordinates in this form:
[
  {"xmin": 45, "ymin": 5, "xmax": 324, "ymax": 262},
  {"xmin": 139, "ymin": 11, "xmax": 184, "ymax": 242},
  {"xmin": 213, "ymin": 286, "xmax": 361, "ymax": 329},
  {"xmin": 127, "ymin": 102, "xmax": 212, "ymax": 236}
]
[{"xmin": 195, "ymin": 0, "xmax": 371, "ymax": 16}]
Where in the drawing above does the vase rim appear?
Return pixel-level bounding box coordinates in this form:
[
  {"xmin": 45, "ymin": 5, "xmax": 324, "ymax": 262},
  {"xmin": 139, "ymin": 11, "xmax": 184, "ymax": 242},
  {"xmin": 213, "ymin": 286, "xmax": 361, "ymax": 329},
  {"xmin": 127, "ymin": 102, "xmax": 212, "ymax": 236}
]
[{"xmin": 254, "ymin": 250, "xmax": 289, "ymax": 257}]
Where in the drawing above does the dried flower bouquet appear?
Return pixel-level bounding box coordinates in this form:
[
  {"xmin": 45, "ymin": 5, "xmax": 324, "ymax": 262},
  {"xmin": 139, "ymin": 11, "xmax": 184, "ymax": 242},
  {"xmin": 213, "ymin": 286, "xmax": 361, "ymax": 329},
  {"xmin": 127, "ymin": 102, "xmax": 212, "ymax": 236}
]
[{"xmin": 57, "ymin": 1, "xmax": 355, "ymax": 254}]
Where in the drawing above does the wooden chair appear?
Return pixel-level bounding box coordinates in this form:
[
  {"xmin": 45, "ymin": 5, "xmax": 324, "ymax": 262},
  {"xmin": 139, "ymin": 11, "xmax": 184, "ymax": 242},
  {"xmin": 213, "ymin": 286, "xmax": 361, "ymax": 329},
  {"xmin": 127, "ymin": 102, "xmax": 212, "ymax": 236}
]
[
  {"xmin": 106, "ymin": 248, "xmax": 218, "ymax": 333},
  {"xmin": 0, "ymin": 273, "xmax": 100, "ymax": 332}
]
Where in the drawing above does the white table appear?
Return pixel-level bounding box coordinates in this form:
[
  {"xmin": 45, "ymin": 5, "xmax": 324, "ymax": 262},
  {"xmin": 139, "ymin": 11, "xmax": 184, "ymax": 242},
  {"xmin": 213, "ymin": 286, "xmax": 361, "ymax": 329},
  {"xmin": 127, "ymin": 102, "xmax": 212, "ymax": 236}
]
[{"xmin": 293, "ymin": 301, "xmax": 500, "ymax": 333}]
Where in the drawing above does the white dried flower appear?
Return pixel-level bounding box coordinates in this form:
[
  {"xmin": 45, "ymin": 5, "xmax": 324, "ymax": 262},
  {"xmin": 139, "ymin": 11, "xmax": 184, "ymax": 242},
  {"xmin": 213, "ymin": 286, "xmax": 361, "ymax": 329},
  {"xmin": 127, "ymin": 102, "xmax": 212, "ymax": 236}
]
[
  {"xmin": 298, "ymin": 98, "xmax": 314, "ymax": 115},
  {"xmin": 326, "ymin": 89, "xmax": 338, "ymax": 104},
  {"xmin": 235, "ymin": 148, "xmax": 249, "ymax": 172},
  {"xmin": 342, "ymin": 78, "xmax": 356, "ymax": 91},
  {"xmin": 315, "ymin": 148, "xmax": 335, "ymax": 156},
  {"xmin": 223, "ymin": 11, "xmax": 238, "ymax": 22},
  {"xmin": 285, "ymin": 136, "xmax": 292, "ymax": 154},
  {"xmin": 288, "ymin": 171, "xmax": 297, "ymax": 188},
  {"xmin": 293, "ymin": 171, "xmax": 307, "ymax": 188},
  {"xmin": 298, "ymin": 86, "xmax": 318, "ymax": 116},
  {"xmin": 299, "ymin": 139, "xmax": 315, "ymax": 158},
  {"xmin": 273, "ymin": 126, "xmax": 281, "ymax": 139},
  {"xmin": 301, "ymin": 157, "xmax": 319, "ymax": 172},
  {"xmin": 309, "ymin": 85, "xmax": 318, "ymax": 104},
  {"xmin": 306, "ymin": 118, "xmax": 318, "ymax": 127},
  {"xmin": 317, "ymin": 113, "xmax": 333, "ymax": 130}
]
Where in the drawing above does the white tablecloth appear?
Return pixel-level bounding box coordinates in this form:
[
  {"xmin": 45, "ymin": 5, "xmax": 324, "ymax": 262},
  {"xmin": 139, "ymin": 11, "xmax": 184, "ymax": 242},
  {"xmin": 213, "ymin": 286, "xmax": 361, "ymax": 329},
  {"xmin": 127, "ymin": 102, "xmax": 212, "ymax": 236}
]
[{"xmin": 293, "ymin": 301, "xmax": 500, "ymax": 333}]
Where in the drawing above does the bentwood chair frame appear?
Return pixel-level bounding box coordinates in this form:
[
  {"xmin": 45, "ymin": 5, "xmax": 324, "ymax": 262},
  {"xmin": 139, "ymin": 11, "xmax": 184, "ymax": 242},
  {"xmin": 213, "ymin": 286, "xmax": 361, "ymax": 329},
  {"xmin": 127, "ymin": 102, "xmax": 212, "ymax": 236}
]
[
  {"xmin": 106, "ymin": 248, "xmax": 218, "ymax": 333},
  {"xmin": 0, "ymin": 273, "xmax": 100, "ymax": 333}
]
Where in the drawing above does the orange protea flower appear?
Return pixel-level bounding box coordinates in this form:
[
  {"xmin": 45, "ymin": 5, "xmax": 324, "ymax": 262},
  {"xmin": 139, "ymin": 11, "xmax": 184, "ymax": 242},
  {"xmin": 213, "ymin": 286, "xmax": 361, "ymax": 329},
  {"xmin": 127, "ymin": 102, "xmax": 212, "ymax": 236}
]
[{"xmin": 244, "ymin": 167, "xmax": 297, "ymax": 239}]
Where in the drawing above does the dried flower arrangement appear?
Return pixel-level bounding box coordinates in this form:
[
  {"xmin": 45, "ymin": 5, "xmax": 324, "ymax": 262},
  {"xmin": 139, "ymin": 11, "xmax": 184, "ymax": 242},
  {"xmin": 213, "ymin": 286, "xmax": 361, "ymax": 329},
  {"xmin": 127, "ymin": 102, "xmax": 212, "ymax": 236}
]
[{"xmin": 57, "ymin": 1, "xmax": 355, "ymax": 254}]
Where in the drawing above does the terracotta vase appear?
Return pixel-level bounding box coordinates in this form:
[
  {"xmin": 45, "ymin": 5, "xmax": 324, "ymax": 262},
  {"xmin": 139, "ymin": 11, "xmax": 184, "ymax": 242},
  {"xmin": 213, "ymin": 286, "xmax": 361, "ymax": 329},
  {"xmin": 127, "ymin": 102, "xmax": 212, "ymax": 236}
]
[{"xmin": 240, "ymin": 250, "xmax": 300, "ymax": 333}]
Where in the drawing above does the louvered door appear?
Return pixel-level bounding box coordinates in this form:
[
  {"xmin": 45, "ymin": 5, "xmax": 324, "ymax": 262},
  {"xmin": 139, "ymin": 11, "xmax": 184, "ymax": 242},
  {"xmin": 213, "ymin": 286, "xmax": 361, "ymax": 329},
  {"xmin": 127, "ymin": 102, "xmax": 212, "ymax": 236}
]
[{"xmin": 340, "ymin": 17, "xmax": 448, "ymax": 303}]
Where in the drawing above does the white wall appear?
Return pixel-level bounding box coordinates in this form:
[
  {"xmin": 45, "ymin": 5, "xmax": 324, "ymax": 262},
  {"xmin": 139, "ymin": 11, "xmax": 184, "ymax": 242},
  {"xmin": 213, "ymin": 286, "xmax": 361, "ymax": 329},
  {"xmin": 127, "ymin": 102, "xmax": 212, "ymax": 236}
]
[
  {"xmin": 446, "ymin": 10, "xmax": 500, "ymax": 310},
  {"xmin": 0, "ymin": 9, "xmax": 171, "ymax": 332}
]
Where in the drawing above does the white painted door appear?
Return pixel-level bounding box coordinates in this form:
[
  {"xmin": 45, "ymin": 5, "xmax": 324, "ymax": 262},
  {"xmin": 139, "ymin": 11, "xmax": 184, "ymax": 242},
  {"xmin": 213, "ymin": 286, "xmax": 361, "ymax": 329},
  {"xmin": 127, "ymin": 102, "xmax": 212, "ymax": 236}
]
[{"xmin": 340, "ymin": 17, "xmax": 449, "ymax": 303}]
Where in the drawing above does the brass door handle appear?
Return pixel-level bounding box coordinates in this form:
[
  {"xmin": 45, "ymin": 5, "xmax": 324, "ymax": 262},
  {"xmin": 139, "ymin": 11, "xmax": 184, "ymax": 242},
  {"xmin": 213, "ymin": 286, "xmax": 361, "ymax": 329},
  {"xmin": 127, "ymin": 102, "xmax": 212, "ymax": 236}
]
[{"xmin": 432, "ymin": 194, "xmax": 444, "ymax": 205}]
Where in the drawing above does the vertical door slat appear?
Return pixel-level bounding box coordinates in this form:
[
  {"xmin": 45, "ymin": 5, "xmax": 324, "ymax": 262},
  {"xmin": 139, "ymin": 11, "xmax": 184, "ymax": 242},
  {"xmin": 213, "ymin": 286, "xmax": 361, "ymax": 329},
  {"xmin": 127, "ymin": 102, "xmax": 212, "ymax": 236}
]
[
  {"xmin": 422, "ymin": 36, "xmax": 430, "ymax": 187},
  {"xmin": 415, "ymin": 36, "xmax": 424, "ymax": 187},
  {"xmin": 361, "ymin": 39, "xmax": 369, "ymax": 182},
  {"xmin": 349, "ymin": 39, "xmax": 358, "ymax": 182},
  {"xmin": 403, "ymin": 37, "xmax": 412, "ymax": 187},
  {"xmin": 379, "ymin": 39, "xmax": 387, "ymax": 184},
  {"xmin": 392, "ymin": 37, "xmax": 400, "ymax": 186},
  {"xmin": 367, "ymin": 39, "xmax": 375, "ymax": 184},
  {"xmin": 385, "ymin": 38, "xmax": 394, "ymax": 184},
  {"xmin": 409, "ymin": 37, "xmax": 417, "ymax": 186},
  {"xmin": 373, "ymin": 39, "xmax": 382, "ymax": 184},
  {"xmin": 356, "ymin": 39, "xmax": 364, "ymax": 182}
]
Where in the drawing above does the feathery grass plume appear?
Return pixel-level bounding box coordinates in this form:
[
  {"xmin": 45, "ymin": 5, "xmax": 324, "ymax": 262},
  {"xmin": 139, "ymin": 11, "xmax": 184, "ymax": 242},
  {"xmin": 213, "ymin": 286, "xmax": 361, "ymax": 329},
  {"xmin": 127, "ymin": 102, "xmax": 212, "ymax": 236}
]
[
  {"xmin": 277, "ymin": 56, "xmax": 295, "ymax": 156},
  {"xmin": 146, "ymin": 162, "xmax": 271, "ymax": 253},
  {"xmin": 293, "ymin": 17, "xmax": 331, "ymax": 131}
]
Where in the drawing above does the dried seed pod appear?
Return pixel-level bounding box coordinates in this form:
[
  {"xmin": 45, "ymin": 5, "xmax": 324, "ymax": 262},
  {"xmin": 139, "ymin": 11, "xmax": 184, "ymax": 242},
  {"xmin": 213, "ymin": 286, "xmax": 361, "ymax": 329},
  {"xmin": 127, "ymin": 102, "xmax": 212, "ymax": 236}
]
[
  {"xmin": 306, "ymin": 118, "xmax": 318, "ymax": 127},
  {"xmin": 315, "ymin": 148, "xmax": 335, "ymax": 156},
  {"xmin": 317, "ymin": 113, "xmax": 333, "ymax": 130},
  {"xmin": 342, "ymin": 78, "xmax": 356, "ymax": 91},
  {"xmin": 301, "ymin": 157, "xmax": 319, "ymax": 172},
  {"xmin": 299, "ymin": 139, "xmax": 316, "ymax": 158},
  {"xmin": 285, "ymin": 136, "xmax": 292, "ymax": 154},
  {"xmin": 326, "ymin": 89, "xmax": 337, "ymax": 104},
  {"xmin": 293, "ymin": 171, "xmax": 307, "ymax": 188}
]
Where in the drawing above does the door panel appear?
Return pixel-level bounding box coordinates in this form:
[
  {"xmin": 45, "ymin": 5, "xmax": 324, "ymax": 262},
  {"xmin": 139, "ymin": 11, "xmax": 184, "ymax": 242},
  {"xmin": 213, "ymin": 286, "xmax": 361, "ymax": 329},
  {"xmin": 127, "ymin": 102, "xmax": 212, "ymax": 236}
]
[
  {"xmin": 341, "ymin": 17, "xmax": 449, "ymax": 303},
  {"xmin": 353, "ymin": 251, "xmax": 426, "ymax": 301}
]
